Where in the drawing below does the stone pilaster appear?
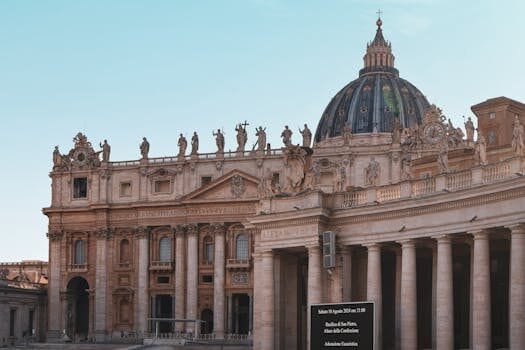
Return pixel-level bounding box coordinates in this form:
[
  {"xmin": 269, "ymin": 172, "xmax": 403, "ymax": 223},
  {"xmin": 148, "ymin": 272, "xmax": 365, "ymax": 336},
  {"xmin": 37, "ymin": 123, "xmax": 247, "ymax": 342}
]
[
  {"xmin": 366, "ymin": 243, "xmax": 382, "ymax": 350},
  {"xmin": 174, "ymin": 225, "xmax": 186, "ymax": 332},
  {"xmin": 46, "ymin": 230, "xmax": 63, "ymax": 341},
  {"xmin": 509, "ymin": 224, "xmax": 525, "ymax": 349},
  {"xmin": 186, "ymin": 224, "xmax": 199, "ymax": 332},
  {"xmin": 261, "ymin": 250, "xmax": 275, "ymax": 349},
  {"xmin": 252, "ymin": 252, "xmax": 263, "ymax": 349},
  {"xmin": 307, "ymin": 244, "xmax": 322, "ymax": 350},
  {"xmin": 135, "ymin": 226, "xmax": 150, "ymax": 334},
  {"xmin": 94, "ymin": 229, "xmax": 110, "ymax": 341},
  {"xmin": 342, "ymin": 246, "xmax": 352, "ymax": 302},
  {"xmin": 399, "ymin": 239, "xmax": 417, "ymax": 350},
  {"xmin": 213, "ymin": 223, "xmax": 226, "ymax": 338},
  {"xmin": 471, "ymin": 230, "xmax": 491, "ymax": 350},
  {"xmin": 435, "ymin": 235, "xmax": 453, "ymax": 350}
]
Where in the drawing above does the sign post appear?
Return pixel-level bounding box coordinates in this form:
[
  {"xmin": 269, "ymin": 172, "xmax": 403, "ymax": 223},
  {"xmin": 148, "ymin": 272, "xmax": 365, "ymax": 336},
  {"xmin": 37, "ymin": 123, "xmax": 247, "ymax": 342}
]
[{"xmin": 310, "ymin": 301, "xmax": 374, "ymax": 349}]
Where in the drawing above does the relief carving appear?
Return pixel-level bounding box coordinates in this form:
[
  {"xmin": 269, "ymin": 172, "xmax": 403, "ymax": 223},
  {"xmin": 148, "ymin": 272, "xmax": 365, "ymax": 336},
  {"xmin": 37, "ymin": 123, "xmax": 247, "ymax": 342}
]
[{"xmin": 231, "ymin": 175, "xmax": 246, "ymax": 198}]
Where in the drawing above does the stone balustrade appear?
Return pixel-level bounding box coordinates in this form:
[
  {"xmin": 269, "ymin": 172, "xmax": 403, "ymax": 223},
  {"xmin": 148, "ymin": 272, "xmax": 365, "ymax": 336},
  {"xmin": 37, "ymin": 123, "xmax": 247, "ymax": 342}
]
[{"xmin": 149, "ymin": 261, "xmax": 174, "ymax": 271}]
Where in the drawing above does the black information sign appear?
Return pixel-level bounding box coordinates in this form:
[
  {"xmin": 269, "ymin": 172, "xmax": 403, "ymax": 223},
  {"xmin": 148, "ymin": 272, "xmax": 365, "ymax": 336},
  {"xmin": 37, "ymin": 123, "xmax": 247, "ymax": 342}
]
[{"xmin": 310, "ymin": 301, "xmax": 374, "ymax": 349}]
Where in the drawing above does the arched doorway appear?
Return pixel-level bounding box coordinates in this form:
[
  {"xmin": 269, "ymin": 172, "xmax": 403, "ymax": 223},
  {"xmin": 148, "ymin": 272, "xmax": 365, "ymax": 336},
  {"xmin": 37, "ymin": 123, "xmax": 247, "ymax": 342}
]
[
  {"xmin": 66, "ymin": 277, "xmax": 89, "ymax": 341},
  {"xmin": 200, "ymin": 309, "xmax": 213, "ymax": 334}
]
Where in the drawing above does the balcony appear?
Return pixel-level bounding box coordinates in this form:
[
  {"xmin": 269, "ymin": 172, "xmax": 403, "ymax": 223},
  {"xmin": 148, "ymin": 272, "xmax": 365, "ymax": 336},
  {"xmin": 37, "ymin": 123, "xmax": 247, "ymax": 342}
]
[
  {"xmin": 226, "ymin": 259, "xmax": 251, "ymax": 270},
  {"xmin": 150, "ymin": 261, "xmax": 174, "ymax": 271},
  {"xmin": 68, "ymin": 264, "xmax": 88, "ymax": 272}
]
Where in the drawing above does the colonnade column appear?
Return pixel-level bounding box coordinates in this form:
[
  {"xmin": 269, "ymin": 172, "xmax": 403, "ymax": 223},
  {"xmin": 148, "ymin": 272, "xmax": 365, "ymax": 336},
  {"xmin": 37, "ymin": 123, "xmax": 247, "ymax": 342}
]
[
  {"xmin": 94, "ymin": 229, "xmax": 109, "ymax": 341},
  {"xmin": 174, "ymin": 225, "xmax": 186, "ymax": 332},
  {"xmin": 307, "ymin": 244, "xmax": 322, "ymax": 350},
  {"xmin": 259, "ymin": 250, "xmax": 275, "ymax": 349},
  {"xmin": 186, "ymin": 224, "xmax": 199, "ymax": 334},
  {"xmin": 435, "ymin": 235, "xmax": 453, "ymax": 350},
  {"xmin": 509, "ymin": 224, "xmax": 525, "ymax": 349},
  {"xmin": 213, "ymin": 223, "xmax": 226, "ymax": 338},
  {"xmin": 366, "ymin": 243, "xmax": 382, "ymax": 350},
  {"xmin": 135, "ymin": 226, "xmax": 150, "ymax": 334},
  {"xmin": 399, "ymin": 239, "xmax": 417, "ymax": 350},
  {"xmin": 46, "ymin": 230, "xmax": 63, "ymax": 340},
  {"xmin": 471, "ymin": 230, "xmax": 491, "ymax": 350}
]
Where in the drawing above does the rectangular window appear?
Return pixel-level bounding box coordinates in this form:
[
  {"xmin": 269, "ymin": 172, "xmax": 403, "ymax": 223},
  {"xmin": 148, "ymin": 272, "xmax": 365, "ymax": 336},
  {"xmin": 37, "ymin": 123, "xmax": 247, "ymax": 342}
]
[
  {"xmin": 9, "ymin": 309, "xmax": 16, "ymax": 337},
  {"xmin": 201, "ymin": 176, "xmax": 212, "ymax": 187},
  {"xmin": 489, "ymin": 112, "xmax": 496, "ymax": 119},
  {"xmin": 202, "ymin": 274, "xmax": 213, "ymax": 283},
  {"xmin": 73, "ymin": 177, "xmax": 88, "ymax": 199},
  {"xmin": 157, "ymin": 276, "xmax": 170, "ymax": 284},
  {"xmin": 154, "ymin": 180, "xmax": 171, "ymax": 194},
  {"xmin": 272, "ymin": 172, "xmax": 280, "ymax": 187},
  {"xmin": 120, "ymin": 182, "xmax": 132, "ymax": 197}
]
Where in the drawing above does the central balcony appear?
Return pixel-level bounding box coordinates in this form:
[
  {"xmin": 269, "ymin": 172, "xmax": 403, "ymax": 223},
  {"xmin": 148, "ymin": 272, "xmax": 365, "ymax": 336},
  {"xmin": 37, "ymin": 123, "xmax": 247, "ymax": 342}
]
[
  {"xmin": 226, "ymin": 259, "xmax": 251, "ymax": 270},
  {"xmin": 150, "ymin": 260, "xmax": 174, "ymax": 271}
]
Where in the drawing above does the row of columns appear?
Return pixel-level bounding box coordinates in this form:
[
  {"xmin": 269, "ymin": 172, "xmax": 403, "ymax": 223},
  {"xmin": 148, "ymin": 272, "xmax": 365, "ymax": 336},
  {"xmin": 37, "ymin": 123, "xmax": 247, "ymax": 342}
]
[
  {"xmin": 254, "ymin": 224, "xmax": 525, "ymax": 350},
  {"xmin": 135, "ymin": 223, "xmax": 227, "ymax": 337}
]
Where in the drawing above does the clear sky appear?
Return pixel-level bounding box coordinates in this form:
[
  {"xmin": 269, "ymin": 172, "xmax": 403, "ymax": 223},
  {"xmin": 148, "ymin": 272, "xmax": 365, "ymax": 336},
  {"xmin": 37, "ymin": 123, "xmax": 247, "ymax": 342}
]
[{"xmin": 0, "ymin": 0, "xmax": 524, "ymax": 262}]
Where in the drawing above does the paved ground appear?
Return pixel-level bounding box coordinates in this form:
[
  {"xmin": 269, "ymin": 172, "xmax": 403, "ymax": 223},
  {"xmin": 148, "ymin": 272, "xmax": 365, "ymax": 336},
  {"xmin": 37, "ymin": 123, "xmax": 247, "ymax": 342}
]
[{"xmin": 11, "ymin": 344, "xmax": 251, "ymax": 350}]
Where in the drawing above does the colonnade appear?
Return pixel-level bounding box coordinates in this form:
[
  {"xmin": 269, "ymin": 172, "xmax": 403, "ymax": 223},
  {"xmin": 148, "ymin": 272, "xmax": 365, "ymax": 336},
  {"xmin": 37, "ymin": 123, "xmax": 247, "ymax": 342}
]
[{"xmin": 254, "ymin": 224, "xmax": 525, "ymax": 350}]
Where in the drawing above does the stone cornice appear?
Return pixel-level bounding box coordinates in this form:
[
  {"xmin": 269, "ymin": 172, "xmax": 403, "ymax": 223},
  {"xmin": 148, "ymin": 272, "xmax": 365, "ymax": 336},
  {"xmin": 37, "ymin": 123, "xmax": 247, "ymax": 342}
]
[{"xmin": 332, "ymin": 185, "xmax": 525, "ymax": 227}]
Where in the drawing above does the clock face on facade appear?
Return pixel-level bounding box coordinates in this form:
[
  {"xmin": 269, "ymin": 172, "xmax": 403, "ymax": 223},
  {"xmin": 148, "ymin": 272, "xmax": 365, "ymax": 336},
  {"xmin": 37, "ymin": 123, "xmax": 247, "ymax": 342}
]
[
  {"xmin": 423, "ymin": 123, "xmax": 445, "ymax": 144},
  {"xmin": 73, "ymin": 149, "xmax": 88, "ymax": 166}
]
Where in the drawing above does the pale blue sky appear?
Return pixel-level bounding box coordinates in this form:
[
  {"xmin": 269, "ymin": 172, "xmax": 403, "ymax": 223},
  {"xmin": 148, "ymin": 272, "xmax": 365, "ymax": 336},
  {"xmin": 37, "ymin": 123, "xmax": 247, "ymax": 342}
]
[{"xmin": 0, "ymin": 0, "xmax": 524, "ymax": 261}]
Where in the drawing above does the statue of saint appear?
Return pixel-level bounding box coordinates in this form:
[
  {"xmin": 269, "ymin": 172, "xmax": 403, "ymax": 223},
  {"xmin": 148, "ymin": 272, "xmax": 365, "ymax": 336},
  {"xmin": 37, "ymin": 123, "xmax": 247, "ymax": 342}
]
[
  {"xmin": 140, "ymin": 137, "xmax": 150, "ymax": 159},
  {"xmin": 391, "ymin": 117, "xmax": 402, "ymax": 144},
  {"xmin": 99, "ymin": 139, "xmax": 111, "ymax": 162},
  {"xmin": 178, "ymin": 133, "xmax": 187, "ymax": 157},
  {"xmin": 235, "ymin": 123, "xmax": 248, "ymax": 152},
  {"xmin": 213, "ymin": 129, "xmax": 225, "ymax": 153},
  {"xmin": 299, "ymin": 124, "xmax": 312, "ymax": 147},
  {"xmin": 281, "ymin": 125, "xmax": 293, "ymax": 147},
  {"xmin": 511, "ymin": 115, "xmax": 524, "ymax": 156},
  {"xmin": 365, "ymin": 158, "xmax": 380, "ymax": 186},
  {"xmin": 191, "ymin": 131, "xmax": 199, "ymax": 155},
  {"xmin": 400, "ymin": 153, "xmax": 412, "ymax": 180},
  {"xmin": 437, "ymin": 141, "xmax": 449, "ymax": 173},
  {"xmin": 475, "ymin": 133, "xmax": 487, "ymax": 165},
  {"xmin": 464, "ymin": 116, "xmax": 475, "ymax": 142},
  {"xmin": 254, "ymin": 126, "xmax": 267, "ymax": 152},
  {"xmin": 342, "ymin": 124, "xmax": 352, "ymax": 145},
  {"xmin": 53, "ymin": 146, "xmax": 62, "ymax": 168}
]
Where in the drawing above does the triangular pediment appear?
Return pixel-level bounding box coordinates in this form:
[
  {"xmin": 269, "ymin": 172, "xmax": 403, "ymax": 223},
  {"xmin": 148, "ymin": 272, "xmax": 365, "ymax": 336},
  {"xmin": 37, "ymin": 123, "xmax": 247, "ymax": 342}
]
[{"xmin": 182, "ymin": 169, "xmax": 260, "ymax": 201}]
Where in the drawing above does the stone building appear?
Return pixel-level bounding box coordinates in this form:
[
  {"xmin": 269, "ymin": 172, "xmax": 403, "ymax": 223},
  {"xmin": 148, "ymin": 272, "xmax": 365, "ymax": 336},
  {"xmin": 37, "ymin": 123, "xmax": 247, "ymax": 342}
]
[
  {"xmin": 44, "ymin": 18, "xmax": 525, "ymax": 349},
  {"xmin": 0, "ymin": 261, "xmax": 48, "ymax": 346}
]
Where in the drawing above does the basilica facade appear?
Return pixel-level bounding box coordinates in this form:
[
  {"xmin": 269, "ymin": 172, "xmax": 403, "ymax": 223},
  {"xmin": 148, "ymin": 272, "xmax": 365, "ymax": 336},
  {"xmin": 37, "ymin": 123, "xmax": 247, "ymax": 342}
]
[{"xmin": 44, "ymin": 18, "xmax": 525, "ymax": 350}]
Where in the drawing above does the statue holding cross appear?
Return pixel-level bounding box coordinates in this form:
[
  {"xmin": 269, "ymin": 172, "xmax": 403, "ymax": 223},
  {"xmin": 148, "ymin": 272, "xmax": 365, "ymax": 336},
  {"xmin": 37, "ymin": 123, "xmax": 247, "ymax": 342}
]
[{"xmin": 235, "ymin": 121, "xmax": 249, "ymax": 152}]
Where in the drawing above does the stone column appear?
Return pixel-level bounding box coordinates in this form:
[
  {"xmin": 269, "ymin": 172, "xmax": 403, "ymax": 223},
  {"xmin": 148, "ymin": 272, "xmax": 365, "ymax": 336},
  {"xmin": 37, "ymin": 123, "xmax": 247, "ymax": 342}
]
[
  {"xmin": 509, "ymin": 224, "xmax": 525, "ymax": 349},
  {"xmin": 174, "ymin": 225, "xmax": 186, "ymax": 332},
  {"xmin": 342, "ymin": 246, "xmax": 352, "ymax": 302},
  {"xmin": 94, "ymin": 229, "xmax": 109, "ymax": 341},
  {"xmin": 186, "ymin": 224, "xmax": 199, "ymax": 332},
  {"xmin": 135, "ymin": 227, "xmax": 150, "ymax": 334},
  {"xmin": 471, "ymin": 230, "xmax": 491, "ymax": 350},
  {"xmin": 307, "ymin": 244, "xmax": 322, "ymax": 349},
  {"xmin": 252, "ymin": 252, "xmax": 263, "ymax": 349},
  {"xmin": 435, "ymin": 235, "xmax": 453, "ymax": 350},
  {"xmin": 399, "ymin": 239, "xmax": 417, "ymax": 350},
  {"xmin": 46, "ymin": 230, "xmax": 63, "ymax": 341},
  {"xmin": 261, "ymin": 250, "xmax": 275, "ymax": 349},
  {"xmin": 213, "ymin": 223, "xmax": 226, "ymax": 338},
  {"xmin": 366, "ymin": 243, "xmax": 382, "ymax": 350}
]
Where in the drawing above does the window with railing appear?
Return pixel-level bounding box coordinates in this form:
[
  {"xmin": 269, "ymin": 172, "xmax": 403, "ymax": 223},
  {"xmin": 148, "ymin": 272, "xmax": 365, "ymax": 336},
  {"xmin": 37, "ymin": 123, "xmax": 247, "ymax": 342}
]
[
  {"xmin": 74, "ymin": 239, "xmax": 86, "ymax": 265},
  {"xmin": 236, "ymin": 234, "xmax": 249, "ymax": 260},
  {"xmin": 159, "ymin": 237, "xmax": 172, "ymax": 262},
  {"xmin": 203, "ymin": 236, "xmax": 214, "ymax": 264}
]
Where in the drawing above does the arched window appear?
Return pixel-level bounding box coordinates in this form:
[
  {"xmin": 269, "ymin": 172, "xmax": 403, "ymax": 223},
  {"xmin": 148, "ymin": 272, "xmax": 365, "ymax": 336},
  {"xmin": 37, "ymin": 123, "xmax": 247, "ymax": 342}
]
[
  {"xmin": 236, "ymin": 234, "xmax": 249, "ymax": 260},
  {"xmin": 203, "ymin": 236, "xmax": 214, "ymax": 264},
  {"xmin": 120, "ymin": 239, "xmax": 130, "ymax": 264},
  {"xmin": 74, "ymin": 239, "xmax": 85, "ymax": 265},
  {"xmin": 159, "ymin": 237, "xmax": 172, "ymax": 262}
]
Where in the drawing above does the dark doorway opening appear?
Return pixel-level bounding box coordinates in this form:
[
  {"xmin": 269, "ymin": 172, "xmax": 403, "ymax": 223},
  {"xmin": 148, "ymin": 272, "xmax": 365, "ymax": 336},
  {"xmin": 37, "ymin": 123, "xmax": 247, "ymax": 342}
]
[
  {"xmin": 491, "ymin": 238, "xmax": 509, "ymax": 349},
  {"xmin": 201, "ymin": 309, "xmax": 213, "ymax": 334},
  {"xmin": 381, "ymin": 250, "xmax": 396, "ymax": 350},
  {"xmin": 416, "ymin": 247, "xmax": 433, "ymax": 349},
  {"xmin": 154, "ymin": 295, "xmax": 173, "ymax": 333},
  {"xmin": 231, "ymin": 294, "xmax": 250, "ymax": 334},
  {"xmin": 66, "ymin": 276, "xmax": 89, "ymax": 340},
  {"xmin": 453, "ymin": 243, "xmax": 471, "ymax": 349}
]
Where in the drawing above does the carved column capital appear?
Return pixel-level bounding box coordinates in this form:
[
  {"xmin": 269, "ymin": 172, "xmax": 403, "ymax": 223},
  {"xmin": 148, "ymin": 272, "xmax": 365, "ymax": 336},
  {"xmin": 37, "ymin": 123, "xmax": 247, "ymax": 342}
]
[
  {"xmin": 95, "ymin": 228, "xmax": 113, "ymax": 240},
  {"xmin": 186, "ymin": 223, "xmax": 198, "ymax": 235},
  {"xmin": 47, "ymin": 230, "xmax": 64, "ymax": 241},
  {"xmin": 174, "ymin": 224, "xmax": 187, "ymax": 235},
  {"xmin": 135, "ymin": 226, "xmax": 151, "ymax": 239},
  {"xmin": 507, "ymin": 224, "xmax": 525, "ymax": 235},
  {"xmin": 211, "ymin": 223, "xmax": 226, "ymax": 236}
]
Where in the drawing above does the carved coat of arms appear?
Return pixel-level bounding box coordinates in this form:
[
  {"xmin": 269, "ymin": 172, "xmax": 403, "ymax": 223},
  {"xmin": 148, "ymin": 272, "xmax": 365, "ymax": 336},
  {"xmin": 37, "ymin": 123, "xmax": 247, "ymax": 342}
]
[{"xmin": 231, "ymin": 175, "xmax": 246, "ymax": 198}]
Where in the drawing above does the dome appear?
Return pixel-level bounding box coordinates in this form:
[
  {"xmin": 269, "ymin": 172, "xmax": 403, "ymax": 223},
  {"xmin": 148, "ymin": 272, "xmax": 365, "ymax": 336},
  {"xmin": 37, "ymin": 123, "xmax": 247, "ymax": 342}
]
[{"xmin": 314, "ymin": 17, "xmax": 430, "ymax": 143}]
